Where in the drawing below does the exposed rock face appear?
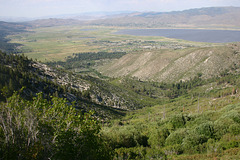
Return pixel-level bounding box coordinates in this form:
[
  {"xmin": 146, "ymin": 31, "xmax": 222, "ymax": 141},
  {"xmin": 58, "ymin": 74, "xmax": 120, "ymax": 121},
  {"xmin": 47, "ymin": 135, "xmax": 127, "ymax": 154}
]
[
  {"xmin": 30, "ymin": 62, "xmax": 135, "ymax": 110},
  {"xmin": 32, "ymin": 62, "xmax": 90, "ymax": 92}
]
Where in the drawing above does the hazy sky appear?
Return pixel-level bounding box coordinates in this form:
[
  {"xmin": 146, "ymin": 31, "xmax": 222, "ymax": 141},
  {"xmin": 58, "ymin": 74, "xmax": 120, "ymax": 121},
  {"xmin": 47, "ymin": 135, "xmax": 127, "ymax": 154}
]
[{"xmin": 1, "ymin": 0, "xmax": 240, "ymax": 18}]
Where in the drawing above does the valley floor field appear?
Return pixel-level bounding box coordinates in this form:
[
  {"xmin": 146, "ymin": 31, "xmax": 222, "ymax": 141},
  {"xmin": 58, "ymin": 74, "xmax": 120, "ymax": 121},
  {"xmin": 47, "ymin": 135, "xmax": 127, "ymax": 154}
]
[{"xmin": 8, "ymin": 26, "xmax": 217, "ymax": 62}]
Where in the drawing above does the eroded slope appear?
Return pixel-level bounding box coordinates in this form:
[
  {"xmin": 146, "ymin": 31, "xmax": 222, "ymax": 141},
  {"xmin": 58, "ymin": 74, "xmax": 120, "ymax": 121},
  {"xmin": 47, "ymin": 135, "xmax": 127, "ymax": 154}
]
[{"xmin": 98, "ymin": 43, "xmax": 240, "ymax": 82}]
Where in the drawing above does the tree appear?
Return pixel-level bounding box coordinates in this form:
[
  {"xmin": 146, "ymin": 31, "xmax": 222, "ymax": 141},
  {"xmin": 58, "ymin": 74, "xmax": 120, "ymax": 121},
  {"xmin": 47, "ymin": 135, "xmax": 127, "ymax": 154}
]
[{"xmin": 0, "ymin": 92, "xmax": 112, "ymax": 160}]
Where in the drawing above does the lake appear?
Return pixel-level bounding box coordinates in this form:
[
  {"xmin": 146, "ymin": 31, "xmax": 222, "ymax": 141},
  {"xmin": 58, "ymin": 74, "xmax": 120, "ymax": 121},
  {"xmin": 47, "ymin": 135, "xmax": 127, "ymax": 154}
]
[
  {"xmin": 115, "ymin": 29, "xmax": 240, "ymax": 43},
  {"xmin": 81, "ymin": 29, "xmax": 97, "ymax": 31}
]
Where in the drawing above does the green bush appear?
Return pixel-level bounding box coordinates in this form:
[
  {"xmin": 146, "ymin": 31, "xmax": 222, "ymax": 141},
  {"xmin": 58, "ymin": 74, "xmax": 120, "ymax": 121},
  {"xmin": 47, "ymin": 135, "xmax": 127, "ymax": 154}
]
[
  {"xmin": 163, "ymin": 144, "xmax": 183, "ymax": 156},
  {"xmin": 207, "ymin": 139, "xmax": 223, "ymax": 154},
  {"xmin": 145, "ymin": 147, "xmax": 166, "ymax": 160},
  {"xmin": 0, "ymin": 92, "xmax": 112, "ymax": 160},
  {"xmin": 165, "ymin": 128, "xmax": 187, "ymax": 146},
  {"xmin": 115, "ymin": 147, "xmax": 146, "ymax": 160},
  {"xmin": 229, "ymin": 124, "xmax": 240, "ymax": 135},
  {"xmin": 182, "ymin": 131, "xmax": 208, "ymax": 154},
  {"xmin": 104, "ymin": 130, "xmax": 137, "ymax": 148},
  {"xmin": 195, "ymin": 121, "xmax": 215, "ymax": 139},
  {"xmin": 148, "ymin": 127, "xmax": 170, "ymax": 147},
  {"xmin": 168, "ymin": 114, "xmax": 186, "ymax": 130},
  {"xmin": 220, "ymin": 134, "xmax": 240, "ymax": 150},
  {"xmin": 214, "ymin": 120, "xmax": 233, "ymax": 139}
]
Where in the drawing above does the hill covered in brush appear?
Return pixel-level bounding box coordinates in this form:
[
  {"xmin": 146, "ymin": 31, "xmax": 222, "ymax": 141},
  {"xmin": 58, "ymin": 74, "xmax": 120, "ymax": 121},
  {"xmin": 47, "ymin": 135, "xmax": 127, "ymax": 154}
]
[{"xmin": 98, "ymin": 43, "xmax": 240, "ymax": 82}]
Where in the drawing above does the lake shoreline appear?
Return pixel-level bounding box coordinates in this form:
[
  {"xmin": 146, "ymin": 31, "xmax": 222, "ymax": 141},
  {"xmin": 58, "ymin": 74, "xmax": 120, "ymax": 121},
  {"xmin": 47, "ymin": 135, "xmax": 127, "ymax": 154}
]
[{"xmin": 114, "ymin": 29, "xmax": 240, "ymax": 43}]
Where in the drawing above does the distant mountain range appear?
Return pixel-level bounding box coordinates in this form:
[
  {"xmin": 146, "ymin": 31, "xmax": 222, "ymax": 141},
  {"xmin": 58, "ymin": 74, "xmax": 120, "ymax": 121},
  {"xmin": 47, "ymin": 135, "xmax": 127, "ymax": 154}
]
[
  {"xmin": 89, "ymin": 7, "xmax": 240, "ymax": 28},
  {"xmin": 0, "ymin": 11, "xmax": 134, "ymax": 22},
  {"xmin": 1, "ymin": 7, "xmax": 240, "ymax": 29}
]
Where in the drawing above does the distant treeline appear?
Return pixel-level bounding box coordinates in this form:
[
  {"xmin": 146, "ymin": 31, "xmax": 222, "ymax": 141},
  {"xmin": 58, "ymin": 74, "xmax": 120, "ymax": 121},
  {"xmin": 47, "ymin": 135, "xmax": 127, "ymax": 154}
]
[
  {"xmin": 47, "ymin": 52, "xmax": 127, "ymax": 69},
  {"xmin": 0, "ymin": 32, "xmax": 22, "ymax": 53},
  {"xmin": 69, "ymin": 52, "xmax": 127, "ymax": 61}
]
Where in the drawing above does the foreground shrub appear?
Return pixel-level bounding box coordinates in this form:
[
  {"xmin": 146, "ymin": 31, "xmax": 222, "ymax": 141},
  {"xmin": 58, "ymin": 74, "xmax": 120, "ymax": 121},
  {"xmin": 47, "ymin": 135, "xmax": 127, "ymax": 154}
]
[
  {"xmin": 0, "ymin": 92, "xmax": 112, "ymax": 160},
  {"xmin": 182, "ymin": 131, "xmax": 208, "ymax": 154},
  {"xmin": 165, "ymin": 128, "xmax": 187, "ymax": 146},
  {"xmin": 229, "ymin": 123, "xmax": 240, "ymax": 135},
  {"xmin": 145, "ymin": 147, "xmax": 166, "ymax": 160},
  {"xmin": 168, "ymin": 114, "xmax": 186, "ymax": 130},
  {"xmin": 115, "ymin": 146, "xmax": 146, "ymax": 160},
  {"xmin": 195, "ymin": 121, "xmax": 215, "ymax": 139},
  {"xmin": 163, "ymin": 144, "xmax": 183, "ymax": 156},
  {"xmin": 148, "ymin": 127, "xmax": 170, "ymax": 148}
]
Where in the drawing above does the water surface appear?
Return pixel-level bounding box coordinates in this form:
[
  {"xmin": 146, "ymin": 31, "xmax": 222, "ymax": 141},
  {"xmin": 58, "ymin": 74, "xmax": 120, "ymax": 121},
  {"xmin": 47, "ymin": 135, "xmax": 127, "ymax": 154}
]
[{"xmin": 115, "ymin": 29, "xmax": 240, "ymax": 43}]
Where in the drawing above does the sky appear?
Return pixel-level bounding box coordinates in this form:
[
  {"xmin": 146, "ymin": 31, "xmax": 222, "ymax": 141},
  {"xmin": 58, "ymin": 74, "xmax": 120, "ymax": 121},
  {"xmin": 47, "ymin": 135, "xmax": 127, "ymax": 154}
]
[{"xmin": 1, "ymin": 0, "xmax": 240, "ymax": 18}]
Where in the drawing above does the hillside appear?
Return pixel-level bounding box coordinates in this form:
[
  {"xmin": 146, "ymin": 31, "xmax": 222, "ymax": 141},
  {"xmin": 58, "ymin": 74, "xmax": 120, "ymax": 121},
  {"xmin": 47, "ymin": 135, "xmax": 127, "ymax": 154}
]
[
  {"xmin": 90, "ymin": 7, "xmax": 240, "ymax": 29},
  {"xmin": 0, "ymin": 21, "xmax": 29, "ymax": 52},
  {"xmin": 0, "ymin": 51, "xmax": 173, "ymax": 118},
  {"xmin": 98, "ymin": 43, "xmax": 240, "ymax": 82},
  {"xmin": 1, "ymin": 49, "xmax": 240, "ymax": 159},
  {"xmin": 103, "ymin": 72, "xmax": 240, "ymax": 159},
  {"xmin": 0, "ymin": 51, "xmax": 129, "ymax": 119},
  {"xmin": 25, "ymin": 18, "xmax": 84, "ymax": 28}
]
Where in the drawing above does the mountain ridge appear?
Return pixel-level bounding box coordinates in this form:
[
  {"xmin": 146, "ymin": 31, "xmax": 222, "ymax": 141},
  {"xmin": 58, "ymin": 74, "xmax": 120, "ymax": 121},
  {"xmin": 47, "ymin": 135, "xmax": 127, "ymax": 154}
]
[
  {"xmin": 2, "ymin": 6, "xmax": 239, "ymax": 29},
  {"xmin": 89, "ymin": 7, "xmax": 240, "ymax": 28}
]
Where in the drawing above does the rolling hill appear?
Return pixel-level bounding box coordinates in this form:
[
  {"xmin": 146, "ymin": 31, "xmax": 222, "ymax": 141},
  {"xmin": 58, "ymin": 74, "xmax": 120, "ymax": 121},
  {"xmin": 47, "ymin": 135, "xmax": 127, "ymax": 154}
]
[
  {"xmin": 90, "ymin": 7, "xmax": 240, "ymax": 29},
  {"xmin": 98, "ymin": 43, "xmax": 240, "ymax": 82},
  {"xmin": 0, "ymin": 21, "xmax": 29, "ymax": 52},
  {"xmin": 4, "ymin": 7, "xmax": 239, "ymax": 29},
  {"xmin": 25, "ymin": 18, "xmax": 84, "ymax": 28}
]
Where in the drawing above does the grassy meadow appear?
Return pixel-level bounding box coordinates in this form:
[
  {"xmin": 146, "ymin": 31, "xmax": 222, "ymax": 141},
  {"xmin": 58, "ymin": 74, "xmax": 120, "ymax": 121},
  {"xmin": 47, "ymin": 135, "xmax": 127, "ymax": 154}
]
[{"xmin": 7, "ymin": 25, "xmax": 215, "ymax": 62}]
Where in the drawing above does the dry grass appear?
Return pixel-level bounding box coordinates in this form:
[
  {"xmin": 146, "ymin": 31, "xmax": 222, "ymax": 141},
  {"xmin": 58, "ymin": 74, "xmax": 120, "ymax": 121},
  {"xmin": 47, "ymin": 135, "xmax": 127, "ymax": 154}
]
[{"xmin": 99, "ymin": 44, "xmax": 240, "ymax": 82}]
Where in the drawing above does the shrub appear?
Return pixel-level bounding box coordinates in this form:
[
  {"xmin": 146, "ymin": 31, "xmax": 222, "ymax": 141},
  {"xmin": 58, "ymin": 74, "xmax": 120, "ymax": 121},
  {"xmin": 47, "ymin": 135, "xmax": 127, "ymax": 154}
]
[
  {"xmin": 165, "ymin": 128, "xmax": 187, "ymax": 146},
  {"xmin": 115, "ymin": 147, "xmax": 146, "ymax": 160},
  {"xmin": 195, "ymin": 121, "xmax": 215, "ymax": 139},
  {"xmin": 103, "ymin": 129, "xmax": 137, "ymax": 149},
  {"xmin": 229, "ymin": 124, "xmax": 240, "ymax": 135},
  {"xmin": 145, "ymin": 147, "xmax": 166, "ymax": 160},
  {"xmin": 148, "ymin": 127, "xmax": 170, "ymax": 148},
  {"xmin": 214, "ymin": 119, "xmax": 233, "ymax": 139},
  {"xmin": 0, "ymin": 92, "xmax": 112, "ymax": 160},
  {"xmin": 182, "ymin": 131, "xmax": 208, "ymax": 154},
  {"xmin": 207, "ymin": 139, "xmax": 223, "ymax": 154},
  {"xmin": 163, "ymin": 144, "xmax": 183, "ymax": 156},
  {"xmin": 168, "ymin": 114, "xmax": 186, "ymax": 130}
]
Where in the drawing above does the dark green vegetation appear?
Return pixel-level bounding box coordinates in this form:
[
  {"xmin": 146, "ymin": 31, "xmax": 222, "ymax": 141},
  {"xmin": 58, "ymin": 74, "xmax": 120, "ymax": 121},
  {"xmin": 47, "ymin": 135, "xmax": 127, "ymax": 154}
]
[
  {"xmin": 0, "ymin": 92, "xmax": 112, "ymax": 160},
  {"xmin": 0, "ymin": 51, "xmax": 128, "ymax": 119},
  {"xmin": 1, "ymin": 50, "xmax": 239, "ymax": 159},
  {"xmin": 102, "ymin": 71, "xmax": 240, "ymax": 159},
  {"xmin": 47, "ymin": 51, "xmax": 127, "ymax": 74},
  {"xmin": 0, "ymin": 21, "xmax": 28, "ymax": 53},
  {"xmin": 1, "ymin": 50, "xmax": 240, "ymax": 159}
]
